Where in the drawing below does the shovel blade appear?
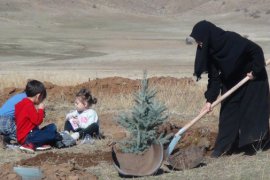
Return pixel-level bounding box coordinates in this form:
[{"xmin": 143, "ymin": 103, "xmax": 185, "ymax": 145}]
[{"xmin": 166, "ymin": 135, "xmax": 182, "ymax": 157}]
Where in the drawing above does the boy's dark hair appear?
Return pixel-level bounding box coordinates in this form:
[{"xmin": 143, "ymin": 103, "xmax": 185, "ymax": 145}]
[
  {"xmin": 25, "ymin": 80, "xmax": 47, "ymax": 101},
  {"xmin": 76, "ymin": 88, "xmax": 97, "ymax": 106}
]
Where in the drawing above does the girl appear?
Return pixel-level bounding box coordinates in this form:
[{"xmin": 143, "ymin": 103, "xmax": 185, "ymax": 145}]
[
  {"xmin": 64, "ymin": 88, "xmax": 99, "ymax": 140},
  {"xmin": 190, "ymin": 20, "xmax": 270, "ymax": 157}
]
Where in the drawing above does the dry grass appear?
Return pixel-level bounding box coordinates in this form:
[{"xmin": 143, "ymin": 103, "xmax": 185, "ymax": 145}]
[
  {"xmin": 0, "ymin": 71, "xmax": 93, "ymax": 89},
  {"xmin": 87, "ymin": 151, "xmax": 270, "ymax": 180},
  {"xmin": 42, "ymin": 76, "xmax": 220, "ymax": 132},
  {"xmin": 93, "ymin": 79, "xmax": 220, "ymax": 117}
]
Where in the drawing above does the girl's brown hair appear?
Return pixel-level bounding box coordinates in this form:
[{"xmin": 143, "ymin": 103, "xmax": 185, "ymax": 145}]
[{"xmin": 76, "ymin": 88, "xmax": 97, "ymax": 106}]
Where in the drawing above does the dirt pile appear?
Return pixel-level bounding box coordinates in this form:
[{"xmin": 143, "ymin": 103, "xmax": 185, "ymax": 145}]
[
  {"xmin": 168, "ymin": 145, "xmax": 205, "ymax": 170},
  {"xmin": 158, "ymin": 122, "xmax": 217, "ymax": 170},
  {"xmin": 158, "ymin": 122, "xmax": 216, "ymax": 151},
  {"xmin": 0, "ymin": 76, "xmax": 194, "ymax": 105}
]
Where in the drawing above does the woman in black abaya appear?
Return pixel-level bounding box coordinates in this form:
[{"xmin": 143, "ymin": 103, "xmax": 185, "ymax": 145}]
[{"xmin": 190, "ymin": 20, "xmax": 269, "ymax": 157}]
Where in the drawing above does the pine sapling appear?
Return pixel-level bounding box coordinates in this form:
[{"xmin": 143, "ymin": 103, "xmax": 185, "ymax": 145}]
[{"xmin": 118, "ymin": 72, "xmax": 171, "ymax": 153}]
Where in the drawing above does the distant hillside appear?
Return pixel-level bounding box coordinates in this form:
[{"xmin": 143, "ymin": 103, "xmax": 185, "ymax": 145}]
[
  {"xmin": 87, "ymin": 0, "xmax": 211, "ymax": 15},
  {"xmin": 84, "ymin": 0, "xmax": 270, "ymax": 17},
  {"xmin": 0, "ymin": 0, "xmax": 269, "ymax": 17}
]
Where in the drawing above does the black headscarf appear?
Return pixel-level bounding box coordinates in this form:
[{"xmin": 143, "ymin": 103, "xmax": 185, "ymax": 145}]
[{"xmin": 190, "ymin": 20, "xmax": 248, "ymax": 80}]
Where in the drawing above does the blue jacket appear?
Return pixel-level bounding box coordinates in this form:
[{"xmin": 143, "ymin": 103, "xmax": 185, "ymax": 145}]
[{"xmin": 0, "ymin": 92, "xmax": 27, "ymax": 117}]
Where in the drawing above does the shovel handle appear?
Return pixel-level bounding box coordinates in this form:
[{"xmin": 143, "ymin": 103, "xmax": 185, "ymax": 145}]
[{"xmin": 175, "ymin": 58, "xmax": 270, "ymax": 137}]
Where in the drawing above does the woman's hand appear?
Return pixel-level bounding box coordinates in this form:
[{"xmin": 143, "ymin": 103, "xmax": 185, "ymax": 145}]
[
  {"xmin": 247, "ymin": 72, "xmax": 255, "ymax": 80},
  {"xmin": 200, "ymin": 102, "xmax": 212, "ymax": 114}
]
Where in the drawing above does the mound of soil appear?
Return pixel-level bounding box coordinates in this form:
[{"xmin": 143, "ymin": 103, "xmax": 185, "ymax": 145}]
[
  {"xmin": 158, "ymin": 122, "xmax": 217, "ymax": 170},
  {"xmin": 168, "ymin": 145, "xmax": 205, "ymax": 170},
  {"xmin": 158, "ymin": 122, "xmax": 217, "ymax": 151},
  {"xmin": 0, "ymin": 77, "xmax": 194, "ymax": 105}
]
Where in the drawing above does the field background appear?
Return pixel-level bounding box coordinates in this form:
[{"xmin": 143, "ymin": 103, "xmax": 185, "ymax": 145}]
[
  {"xmin": 0, "ymin": 0, "xmax": 270, "ymax": 88},
  {"xmin": 1, "ymin": 0, "xmax": 270, "ymax": 179}
]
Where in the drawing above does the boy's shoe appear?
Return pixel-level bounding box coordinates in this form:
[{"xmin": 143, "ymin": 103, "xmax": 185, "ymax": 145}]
[
  {"xmin": 19, "ymin": 143, "xmax": 35, "ymax": 154},
  {"xmin": 36, "ymin": 144, "xmax": 52, "ymax": 151},
  {"xmin": 71, "ymin": 132, "xmax": 80, "ymax": 140},
  {"xmin": 80, "ymin": 134, "xmax": 95, "ymax": 145},
  {"xmin": 0, "ymin": 135, "xmax": 5, "ymax": 149}
]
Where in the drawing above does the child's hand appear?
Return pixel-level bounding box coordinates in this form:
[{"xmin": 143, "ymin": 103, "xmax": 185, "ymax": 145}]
[
  {"xmin": 38, "ymin": 103, "xmax": 45, "ymax": 110},
  {"xmin": 72, "ymin": 117, "xmax": 79, "ymax": 124}
]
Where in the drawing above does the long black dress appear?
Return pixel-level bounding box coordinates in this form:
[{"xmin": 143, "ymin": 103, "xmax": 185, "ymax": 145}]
[{"xmin": 190, "ymin": 20, "xmax": 270, "ymax": 156}]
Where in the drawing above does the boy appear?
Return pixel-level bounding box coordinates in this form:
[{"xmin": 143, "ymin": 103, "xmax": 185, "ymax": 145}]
[
  {"xmin": 15, "ymin": 80, "xmax": 59, "ymax": 153},
  {"xmin": 0, "ymin": 91, "xmax": 26, "ymax": 148}
]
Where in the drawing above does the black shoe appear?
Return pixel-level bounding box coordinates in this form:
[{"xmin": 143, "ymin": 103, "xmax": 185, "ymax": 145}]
[
  {"xmin": 242, "ymin": 144, "xmax": 257, "ymax": 156},
  {"xmin": 55, "ymin": 132, "xmax": 63, "ymax": 141},
  {"xmin": 211, "ymin": 150, "xmax": 223, "ymax": 158},
  {"xmin": 54, "ymin": 141, "xmax": 65, "ymax": 149}
]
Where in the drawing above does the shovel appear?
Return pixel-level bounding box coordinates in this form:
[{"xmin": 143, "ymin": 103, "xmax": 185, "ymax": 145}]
[{"xmin": 166, "ymin": 59, "xmax": 270, "ymax": 157}]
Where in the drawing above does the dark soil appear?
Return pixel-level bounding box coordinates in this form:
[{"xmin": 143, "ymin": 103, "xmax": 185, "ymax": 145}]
[{"xmin": 17, "ymin": 151, "xmax": 112, "ymax": 168}]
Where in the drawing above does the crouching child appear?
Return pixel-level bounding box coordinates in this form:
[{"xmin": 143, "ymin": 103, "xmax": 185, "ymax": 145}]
[
  {"xmin": 0, "ymin": 91, "xmax": 26, "ymax": 147},
  {"xmin": 15, "ymin": 80, "xmax": 61, "ymax": 153}
]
